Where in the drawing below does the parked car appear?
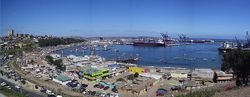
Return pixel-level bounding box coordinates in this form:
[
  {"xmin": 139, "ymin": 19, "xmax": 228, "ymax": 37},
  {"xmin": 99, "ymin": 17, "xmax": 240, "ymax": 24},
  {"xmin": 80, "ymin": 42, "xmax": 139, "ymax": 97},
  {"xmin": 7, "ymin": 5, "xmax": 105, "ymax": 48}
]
[
  {"xmin": 82, "ymin": 91, "xmax": 86, "ymax": 94},
  {"xmin": 171, "ymin": 85, "xmax": 181, "ymax": 91},
  {"xmin": 47, "ymin": 94, "xmax": 56, "ymax": 97},
  {"xmin": 112, "ymin": 87, "xmax": 118, "ymax": 93},
  {"xmin": 0, "ymin": 82, "xmax": 7, "ymax": 86},
  {"xmin": 100, "ymin": 92, "xmax": 106, "ymax": 97},
  {"xmin": 6, "ymin": 85, "xmax": 11, "ymax": 89},
  {"xmin": 94, "ymin": 84, "xmax": 100, "ymax": 88},
  {"xmin": 80, "ymin": 84, "xmax": 88, "ymax": 89},
  {"xmin": 80, "ymin": 88, "xmax": 86, "ymax": 92},
  {"xmin": 95, "ymin": 92, "xmax": 101, "ymax": 96},
  {"xmin": 15, "ymin": 85, "xmax": 21, "ymax": 89},
  {"xmin": 105, "ymin": 93, "xmax": 111, "ymax": 97},
  {"xmin": 86, "ymin": 90, "xmax": 92, "ymax": 95},
  {"xmin": 36, "ymin": 75, "xmax": 42, "ymax": 78},
  {"xmin": 40, "ymin": 88, "xmax": 47, "ymax": 93},
  {"xmin": 156, "ymin": 88, "xmax": 168, "ymax": 96},
  {"xmin": 91, "ymin": 91, "xmax": 96, "ymax": 96},
  {"xmin": 56, "ymin": 95, "xmax": 62, "ymax": 97},
  {"xmin": 111, "ymin": 93, "xmax": 119, "ymax": 97},
  {"xmin": 103, "ymin": 86, "xmax": 109, "ymax": 90},
  {"xmin": 99, "ymin": 85, "xmax": 105, "ymax": 89},
  {"xmin": 46, "ymin": 89, "xmax": 52, "ymax": 94},
  {"xmin": 66, "ymin": 82, "xmax": 78, "ymax": 88}
]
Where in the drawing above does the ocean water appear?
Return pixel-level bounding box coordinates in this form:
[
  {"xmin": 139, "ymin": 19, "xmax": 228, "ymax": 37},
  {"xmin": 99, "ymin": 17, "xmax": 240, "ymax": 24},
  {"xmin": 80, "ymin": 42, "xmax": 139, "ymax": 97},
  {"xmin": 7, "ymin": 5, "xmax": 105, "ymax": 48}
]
[{"xmin": 57, "ymin": 43, "xmax": 223, "ymax": 69}]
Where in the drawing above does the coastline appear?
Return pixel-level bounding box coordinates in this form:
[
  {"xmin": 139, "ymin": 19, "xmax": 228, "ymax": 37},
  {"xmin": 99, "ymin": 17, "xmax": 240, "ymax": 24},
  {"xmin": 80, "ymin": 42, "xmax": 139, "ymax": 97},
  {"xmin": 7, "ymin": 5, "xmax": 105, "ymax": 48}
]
[
  {"xmin": 141, "ymin": 65, "xmax": 221, "ymax": 71},
  {"xmin": 54, "ymin": 43, "xmax": 222, "ymax": 69}
]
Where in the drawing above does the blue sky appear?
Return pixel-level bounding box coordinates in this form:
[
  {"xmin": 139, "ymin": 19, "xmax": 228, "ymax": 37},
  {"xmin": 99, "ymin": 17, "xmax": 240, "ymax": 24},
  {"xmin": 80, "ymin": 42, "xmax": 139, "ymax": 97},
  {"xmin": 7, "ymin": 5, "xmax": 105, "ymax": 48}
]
[{"xmin": 1, "ymin": 0, "xmax": 250, "ymax": 39}]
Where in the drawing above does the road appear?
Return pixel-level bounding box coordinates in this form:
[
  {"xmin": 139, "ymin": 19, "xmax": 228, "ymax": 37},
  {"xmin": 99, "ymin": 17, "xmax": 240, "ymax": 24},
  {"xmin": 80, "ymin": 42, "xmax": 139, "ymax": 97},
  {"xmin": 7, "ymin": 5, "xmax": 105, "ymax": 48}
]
[
  {"xmin": 0, "ymin": 77, "xmax": 45, "ymax": 97},
  {"xmin": 0, "ymin": 93, "xmax": 6, "ymax": 97}
]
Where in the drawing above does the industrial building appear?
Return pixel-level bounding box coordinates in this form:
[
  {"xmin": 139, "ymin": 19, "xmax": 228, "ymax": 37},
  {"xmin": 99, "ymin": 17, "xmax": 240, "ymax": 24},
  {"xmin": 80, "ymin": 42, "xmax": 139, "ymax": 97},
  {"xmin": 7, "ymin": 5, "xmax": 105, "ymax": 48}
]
[
  {"xmin": 83, "ymin": 67, "xmax": 110, "ymax": 81},
  {"xmin": 128, "ymin": 67, "xmax": 150, "ymax": 74}
]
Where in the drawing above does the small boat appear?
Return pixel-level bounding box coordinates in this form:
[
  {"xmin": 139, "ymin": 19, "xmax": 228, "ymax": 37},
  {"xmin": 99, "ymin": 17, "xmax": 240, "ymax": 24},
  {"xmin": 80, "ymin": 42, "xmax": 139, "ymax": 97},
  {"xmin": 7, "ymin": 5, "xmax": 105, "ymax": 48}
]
[{"xmin": 159, "ymin": 59, "xmax": 168, "ymax": 64}]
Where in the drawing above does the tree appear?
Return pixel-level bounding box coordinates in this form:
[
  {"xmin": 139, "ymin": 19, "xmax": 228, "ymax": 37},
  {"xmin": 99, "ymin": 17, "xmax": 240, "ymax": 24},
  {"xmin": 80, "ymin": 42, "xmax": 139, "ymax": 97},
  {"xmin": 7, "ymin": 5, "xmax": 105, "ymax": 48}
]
[
  {"xmin": 213, "ymin": 72, "xmax": 218, "ymax": 83},
  {"xmin": 54, "ymin": 59, "xmax": 62, "ymax": 66},
  {"xmin": 38, "ymin": 37, "xmax": 85, "ymax": 47},
  {"xmin": 54, "ymin": 59, "xmax": 66, "ymax": 71},
  {"xmin": 45, "ymin": 55, "xmax": 54, "ymax": 65},
  {"xmin": 30, "ymin": 59, "xmax": 35, "ymax": 64},
  {"xmin": 221, "ymin": 49, "xmax": 250, "ymax": 86},
  {"xmin": 116, "ymin": 78, "xmax": 125, "ymax": 82},
  {"xmin": 21, "ymin": 79, "xmax": 26, "ymax": 85},
  {"xmin": 0, "ymin": 70, "xmax": 3, "ymax": 76},
  {"xmin": 134, "ymin": 72, "xmax": 139, "ymax": 78}
]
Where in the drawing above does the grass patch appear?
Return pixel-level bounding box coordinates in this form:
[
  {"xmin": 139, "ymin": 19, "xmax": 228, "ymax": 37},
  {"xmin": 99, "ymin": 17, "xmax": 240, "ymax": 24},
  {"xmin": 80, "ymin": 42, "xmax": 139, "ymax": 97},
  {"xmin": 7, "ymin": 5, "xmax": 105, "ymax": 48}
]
[
  {"xmin": 176, "ymin": 89, "xmax": 217, "ymax": 97},
  {"xmin": 0, "ymin": 86, "xmax": 28, "ymax": 97},
  {"xmin": 11, "ymin": 61, "xmax": 21, "ymax": 70},
  {"xmin": 166, "ymin": 79, "xmax": 178, "ymax": 85}
]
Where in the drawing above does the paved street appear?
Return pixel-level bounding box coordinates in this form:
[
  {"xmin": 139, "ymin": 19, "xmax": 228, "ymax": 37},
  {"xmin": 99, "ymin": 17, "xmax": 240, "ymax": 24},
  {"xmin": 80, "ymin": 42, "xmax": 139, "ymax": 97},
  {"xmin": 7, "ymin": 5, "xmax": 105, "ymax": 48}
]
[
  {"xmin": 0, "ymin": 93, "xmax": 6, "ymax": 97},
  {"xmin": 0, "ymin": 77, "xmax": 44, "ymax": 97}
]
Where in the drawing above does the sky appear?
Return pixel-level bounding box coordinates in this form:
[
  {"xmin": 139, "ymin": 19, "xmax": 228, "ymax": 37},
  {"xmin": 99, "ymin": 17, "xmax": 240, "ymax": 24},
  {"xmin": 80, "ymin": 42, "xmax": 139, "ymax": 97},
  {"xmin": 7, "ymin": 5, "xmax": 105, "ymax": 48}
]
[{"xmin": 1, "ymin": 0, "xmax": 250, "ymax": 39}]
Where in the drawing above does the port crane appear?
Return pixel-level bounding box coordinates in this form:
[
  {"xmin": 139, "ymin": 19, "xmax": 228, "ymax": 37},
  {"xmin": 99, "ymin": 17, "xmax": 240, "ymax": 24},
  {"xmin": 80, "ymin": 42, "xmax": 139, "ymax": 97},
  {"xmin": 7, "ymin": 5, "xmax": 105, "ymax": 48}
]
[
  {"xmin": 244, "ymin": 31, "xmax": 250, "ymax": 48},
  {"xmin": 235, "ymin": 36, "xmax": 242, "ymax": 48},
  {"xmin": 160, "ymin": 32, "xmax": 170, "ymax": 40},
  {"xmin": 160, "ymin": 32, "xmax": 175, "ymax": 44},
  {"xmin": 178, "ymin": 34, "xmax": 189, "ymax": 42}
]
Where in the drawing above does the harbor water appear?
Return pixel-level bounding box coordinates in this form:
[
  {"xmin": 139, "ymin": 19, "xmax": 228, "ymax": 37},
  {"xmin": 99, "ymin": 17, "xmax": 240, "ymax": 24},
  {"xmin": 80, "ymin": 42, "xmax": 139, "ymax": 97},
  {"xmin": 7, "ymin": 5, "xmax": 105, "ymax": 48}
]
[{"xmin": 57, "ymin": 43, "xmax": 223, "ymax": 69}]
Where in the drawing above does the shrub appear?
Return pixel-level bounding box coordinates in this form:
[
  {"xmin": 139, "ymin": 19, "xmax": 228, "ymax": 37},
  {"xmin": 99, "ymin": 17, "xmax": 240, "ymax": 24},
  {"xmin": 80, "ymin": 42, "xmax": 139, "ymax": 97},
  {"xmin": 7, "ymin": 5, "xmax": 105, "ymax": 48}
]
[
  {"xmin": 134, "ymin": 72, "xmax": 139, "ymax": 78},
  {"xmin": 127, "ymin": 74, "xmax": 135, "ymax": 80},
  {"xmin": 117, "ymin": 78, "xmax": 125, "ymax": 82},
  {"xmin": 176, "ymin": 90, "xmax": 216, "ymax": 97}
]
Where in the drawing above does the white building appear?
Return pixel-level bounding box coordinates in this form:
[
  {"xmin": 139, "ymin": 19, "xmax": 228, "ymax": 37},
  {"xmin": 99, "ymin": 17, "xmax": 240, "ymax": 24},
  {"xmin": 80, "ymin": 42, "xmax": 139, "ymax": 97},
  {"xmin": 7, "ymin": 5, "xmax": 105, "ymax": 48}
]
[
  {"xmin": 170, "ymin": 72, "xmax": 188, "ymax": 79},
  {"xmin": 140, "ymin": 73, "xmax": 162, "ymax": 80},
  {"xmin": 50, "ymin": 54, "xmax": 61, "ymax": 60},
  {"xmin": 192, "ymin": 68, "xmax": 214, "ymax": 80}
]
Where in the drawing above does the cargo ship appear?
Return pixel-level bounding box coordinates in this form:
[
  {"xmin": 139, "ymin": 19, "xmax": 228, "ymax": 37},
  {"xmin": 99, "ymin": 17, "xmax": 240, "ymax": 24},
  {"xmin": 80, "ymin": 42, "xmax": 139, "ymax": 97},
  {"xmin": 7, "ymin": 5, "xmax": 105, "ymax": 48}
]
[
  {"xmin": 218, "ymin": 42, "xmax": 237, "ymax": 53},
  {"xmin": 218, "ymin": 31, "xmax": 250, "ymax": 53},
  {"xmin": 133, "ymin": 33, "xmax": 175, "ymax": 47},
  {"xmin": 133, "ymin": 39, "xmax": 165, "ymax": 47},
  {"xmin": 178, "ymin": 34, "xmax": 215, "ymax": 43}
]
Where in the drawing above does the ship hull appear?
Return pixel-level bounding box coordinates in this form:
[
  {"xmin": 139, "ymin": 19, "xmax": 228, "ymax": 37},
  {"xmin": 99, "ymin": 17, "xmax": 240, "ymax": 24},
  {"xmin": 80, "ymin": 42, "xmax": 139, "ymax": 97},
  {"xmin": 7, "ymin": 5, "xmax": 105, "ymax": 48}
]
[
  {"xmin": 133, "ymin": 42, "xmax": 165, "ymax": 47},
  {"xmin": 218, "ymin": 48, "xmax": 235, "ymax": 53}
]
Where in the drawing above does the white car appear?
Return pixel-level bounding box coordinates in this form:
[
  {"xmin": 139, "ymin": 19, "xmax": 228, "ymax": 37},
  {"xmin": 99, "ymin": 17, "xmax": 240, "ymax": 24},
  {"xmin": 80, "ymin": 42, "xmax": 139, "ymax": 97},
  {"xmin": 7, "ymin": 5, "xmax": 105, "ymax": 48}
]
[
  {"xmin": 36, "ymin": 75, "xmax": 42, "ymax": 78},
  {"xmin": 100, "ymin": 92, "xmax": 106, "ymax": 97},
  {"xmin": 6, "ymin": 86, "xmax": 11, "ymax": 89},
  {"xmin": 0, "ymin": 82, "xmax": 7, "ymax": 86},
  {"xmin": 46, "ymin": 89, "xmax": 52, "ymax": 94},
  {"xmin": 57, "ymin": 95, "xmax": 62, "ymax": 97},
  {"xmin": 111, "ymin": 93, "xmax": 119, "ymax": 97},
  {"xmin": 15, "ymin": 85, "xmax": 21, "ymax": 89}
]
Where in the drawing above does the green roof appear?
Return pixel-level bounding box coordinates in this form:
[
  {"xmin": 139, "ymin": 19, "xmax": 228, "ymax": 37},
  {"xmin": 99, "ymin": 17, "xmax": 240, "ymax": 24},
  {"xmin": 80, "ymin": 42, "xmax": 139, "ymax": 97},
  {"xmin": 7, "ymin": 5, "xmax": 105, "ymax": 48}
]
[
  {"xmin": 84, "ymin": 67, "xmax": 109, "ymax": 76},
  {"xmin": 55, "ymin": 74, "xmax": 71, "ymax": 82},
  {"xmin": 166, "ymin": 80, "xmax": 178, "ymax": 85},
  {"xmin": 83, "ymin": 67, "xmax": 110, "ymax": 80},
  {"xmin": 85, "ymin": 68, "xmax": 100, "ymax": 75}
]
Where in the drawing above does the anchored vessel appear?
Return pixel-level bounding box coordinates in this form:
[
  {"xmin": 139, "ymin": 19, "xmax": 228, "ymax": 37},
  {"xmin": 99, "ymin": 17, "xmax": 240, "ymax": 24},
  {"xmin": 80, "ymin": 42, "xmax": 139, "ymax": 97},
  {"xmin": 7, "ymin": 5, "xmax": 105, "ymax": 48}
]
[
  {"xmin": 218, "ymin": 31, "xmax": 250, "ymax": 53},
  {"xmin": 133, "ymin": 33, "xmax": 175, "ymax": 47}
]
